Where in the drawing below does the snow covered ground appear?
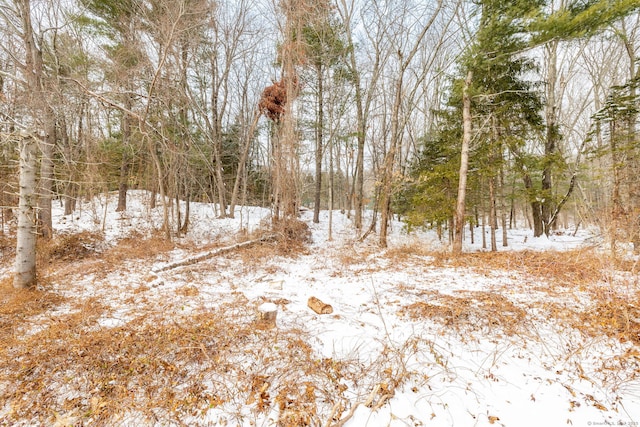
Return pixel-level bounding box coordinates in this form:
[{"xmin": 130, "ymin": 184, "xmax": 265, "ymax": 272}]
[{"xmin": 1, "ymin": 191, "xmax": 638, "ymax": 427}]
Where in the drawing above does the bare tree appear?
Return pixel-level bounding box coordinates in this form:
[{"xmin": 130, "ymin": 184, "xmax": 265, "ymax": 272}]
[
  {"xmin": 336, "ymin": 0, "xmax": 388, "ymax": 231},
  {"xmin": 269, "ymin": 0, "xmax": 331, "ymax": 221},
  {"xmin": 376, "ymin": 0, "xmax": 445, "ymax": 247}
]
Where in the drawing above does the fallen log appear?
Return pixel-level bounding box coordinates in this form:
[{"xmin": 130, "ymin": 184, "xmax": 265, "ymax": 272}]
[
  {"xmin": 307, "ymin": 296, "xmax": 333, "ymax": 314},
  {"xmin": 152, "ymin": 234, "xmax": 276, "ymax": 273}
]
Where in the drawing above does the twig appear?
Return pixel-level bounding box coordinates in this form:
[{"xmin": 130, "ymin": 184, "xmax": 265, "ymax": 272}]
[{"xmin": 329, "ymin": 385, "xmax": 381, "ymax": 427}]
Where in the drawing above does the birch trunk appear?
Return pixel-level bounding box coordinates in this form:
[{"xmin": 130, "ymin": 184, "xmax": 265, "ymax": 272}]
[
  {"xmin": 14, "ymin": 136, "xmax": 38, "ymax": 289},
  {"xmin": 14, "ymin": 0, "xmax": 45, "ymax": 286}
]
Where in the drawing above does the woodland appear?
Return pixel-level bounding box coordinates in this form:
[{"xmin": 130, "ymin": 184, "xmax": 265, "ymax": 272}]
[
  {"xmin": 1, "ymin": 0, "xmax": 640, "ymax": 426},
  {"xmin": 1, "ymin": 0, "xmax": 640, "ymax": 285}
]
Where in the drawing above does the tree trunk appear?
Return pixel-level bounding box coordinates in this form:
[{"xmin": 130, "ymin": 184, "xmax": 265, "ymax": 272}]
[
  {"xmin": 63, "ymin": 187, "xmax": 76, "ymax": 216},
  {"xmin": 313, "ymin": 62, "xmax": 324, "ymax": 224},
  {"xmin": 147, "ymin": 136, "xmax": 171, "ymax": 240},
  {"xmin": 275, "ymin": 8, "xmax": 301, "ymax": 221},
  {"xmin": 379, "ymin": 62, "xmax": 404, "ymax": 248},
  {"xmin": 328, "ymin": 127, "xmax": 334, "ymax": 241},
  {"xmin": 454, "ymin": 70, "xmax": 473, "ymax": 254},
  {"xmin": 19, "ymin": 0, "xmax": 54, "ymax": 240},
  {"xmin": 346, "ymin": 27, "xmax": 366, "ymax": 231},
  {"xmin": 481, "ymin": 194, "xmax": 487, "ymax": 250},
  {"xmin": 180, "ymin": 192, "xmax": 190, "ymax": 234},
  {"xmin": 61, "ymin": 118, "xmax": 77, "ymax": 216},
  {"xmin": 519, "ymin": 163, "xmax": 544, "ymax": 237},
  {"xmin": 38, "ymin": 120, "xmax": 55, "ymax": 239},
  {"xmin": 211, "ymin": 88, "xmax": 228, "ymax": 217},
  {"xmin": 14, "ymin": 0, "xmax": 47, "ymax": 286},
  {"xmin": 610, "ymin": 120, "xmax": 624, "ymax": 256},
  {"xmin": 175, "ymin": 193, "xmax": 182, "ymax": 237},
  {"xmin": 229, "ymin": 112, "xmax": 260, "ymax": 218},
  {"xmin": 542, "ymin": 40, "xmax": 560, "ymax": 236},
  {"xmin": 489, "ymin": 176, "xmax": 497, "ymax": 252},
  {"xmin": 14, "ymin": 135, "xmax": 38, "ymax": 289},
  {"xmin": 525, "ymin": 173, "xmax": 544, "ymax": 237},
  {"xmin": 116, "ymin": 151, "xmax": 130, "ymax": 212},
  {"xmin": 500, "ymin": 165, "xmax": 508, "ymax": 247},
  {"xmin": 621, "ymin": 29, "xmax": 640, "ymax": 253},
  {"xmin": 116, "ymin": 99, "xmax": 133, "ymax": 212}
]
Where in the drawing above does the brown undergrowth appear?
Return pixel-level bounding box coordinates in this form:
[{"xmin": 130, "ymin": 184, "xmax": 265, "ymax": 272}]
[
  {"xmin": 397, "ymin": 248, "xmax": 639, "ymax": 345},
  {"xmin": 233, "ymin": 219, "xmax": 312, "ymax": 265},
  {"xmin": 0, "ymin": 277, "xmax": 68, "ymax": 360},
  {"xmin": 270, "ymin": 218, "xmax": 312, "ymax": 255},
  {"xmin": 428, "ymin": 248, "xmax": 611, "ymax": 286},
  {"xmin": 384, "ymin": 242, "xmax": 434, "ymax": 264},
  {"xmin": 0, "ymin": 290, "xmax": 400, "ymax": 427},
  {"xmin": 399, "ymin": 290, "xmax": 528, "ymax": 336},
  {"xmin": 1, "ymin": 225, "xmax": 394, "ymax": 426},
  {"xmin": 3, "ymin": 228, "xmax": 638, "ymax": 425},
  {"xmin": 0, "ymin": 235, "xmax": 15, "ymax": 262},
  {"xmin": 575, "ymin": 293, "xmax": 640, "ymax": 344},
  {"xmin": 37, "ymin": 231, "xmax": 105, "ymax": 264},
  {"xmin": 104, "ymin": 231, "xmax": 176, "ymax": 264}
]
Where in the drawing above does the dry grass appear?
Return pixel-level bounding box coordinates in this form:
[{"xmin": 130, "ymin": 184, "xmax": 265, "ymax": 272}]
[
  {"xmin": 399, "ymin": 290, "xmax": 528, "ymax": 336},
  {"xmin": 2, "ymin": 228, "xmax": 639, "ymax": 425},
  {"xmin": 231, "ymin": 219, "xmax": 313, "ymax": 265},
  {"xmin": 336, "ymin": 244, "xmax": 378, "ymax": 268},
  {"xmin": 383, "ymin": 241, "xmax": 434, "ymax": 264},
  {"xmin": 575, "ymin": 293, "xmax": 640, "ymax": 344},
  {"xmin": 104, "ymin": 232, "xmax": 176, "ymax": 263},
  {"xmin": 0, "ymin": 290, "xmax": 401, "ymax": 426},
  {"xmin": 0, "ymin": 277, "xmax": 68, "ymax": 355},
  {"xmin": 399, "ymin": 248, "xmax": 640, "ymax": 345},
  {"xmin": 0, "ymin": 235, "xmax": 15, "ymax": 262},
  {"xmin": 429, "ymin": 248, "xmax": 610, "ymax": 286},
  {"xmin": 344, "ymin": 244, "xmax": 615, "ymax": 291},
  {"xmin": 32, "ymin": 231, "xmax": 178, "ymax": 282},
  {"xmin": 37, "ymin": 231, "xmax": 105, "ymax": 265}
]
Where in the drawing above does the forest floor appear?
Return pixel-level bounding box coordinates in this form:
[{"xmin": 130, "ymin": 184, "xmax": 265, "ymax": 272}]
[{"xmin": 0, "ymin": 191, "xmax": 639, "ymax": 427}]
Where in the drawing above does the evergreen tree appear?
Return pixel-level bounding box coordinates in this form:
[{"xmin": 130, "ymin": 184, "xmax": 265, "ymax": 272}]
[
  {"xmin": 451, "ymin": 0, "xmax": 545, "ymax": 250},
  {"xmin": 300, "ymin": 14, "xmax": 348, "ymax": 224},
  {"xmin": 395, "ymin": 111, "xmax": 463, "ymax": 235},
  {"xmin": 593, "ymin": 74, "xmax": 640, "ymax": 252},
  {"xmin": 78, "ymin": 0, "xmax": 146, "ymax": 212}
]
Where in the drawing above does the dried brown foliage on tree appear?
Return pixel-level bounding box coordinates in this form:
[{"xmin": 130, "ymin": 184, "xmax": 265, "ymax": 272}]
[{"xmin": 259, "ymin": 80, "xmax": 287, "ymax": 122}]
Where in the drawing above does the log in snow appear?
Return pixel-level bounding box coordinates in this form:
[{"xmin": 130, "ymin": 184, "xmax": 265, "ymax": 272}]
[
  {"xmin": 307, "ymin": 296, "xmax": 333, "ymax": 314},
  {"xmin": 152, "ymin": 234, "xmax": 276, "ymax": 273}
]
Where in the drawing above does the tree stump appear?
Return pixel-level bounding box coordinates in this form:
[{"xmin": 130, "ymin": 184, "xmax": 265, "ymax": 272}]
[
  {"xmin": 256, "ymin": 302, "xmax": 278, "ymax": 329},
  {"xmin": 307, "ymin": 296, "xmax": 333, "ymax": 314}
]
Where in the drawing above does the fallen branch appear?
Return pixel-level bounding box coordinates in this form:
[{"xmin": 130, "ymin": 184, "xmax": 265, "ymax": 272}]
[
  {"xmin": 328, "ymin": 385, "xmax": 381, "ymax": 427},
  {"xmin": 152, "ymin": 234, "xmax": 276, "ymax": 273}
]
